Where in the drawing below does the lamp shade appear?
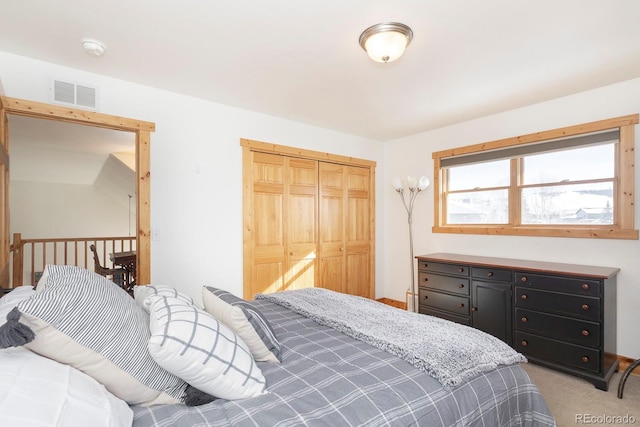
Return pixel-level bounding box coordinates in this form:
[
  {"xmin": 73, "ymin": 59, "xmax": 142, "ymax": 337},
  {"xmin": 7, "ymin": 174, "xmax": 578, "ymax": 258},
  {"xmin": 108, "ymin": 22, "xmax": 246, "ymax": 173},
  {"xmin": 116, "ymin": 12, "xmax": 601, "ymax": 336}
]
[
  {"xmin": 391, "ymin": 177, "xmax": 403, "ymax": 190},
  {"xmin": 418, "ymin": 176, "xmax": 430, "ymax": 190},
  {"xmin": 359, "ymin": 22, "xmax": 413, "ymax": 63}
]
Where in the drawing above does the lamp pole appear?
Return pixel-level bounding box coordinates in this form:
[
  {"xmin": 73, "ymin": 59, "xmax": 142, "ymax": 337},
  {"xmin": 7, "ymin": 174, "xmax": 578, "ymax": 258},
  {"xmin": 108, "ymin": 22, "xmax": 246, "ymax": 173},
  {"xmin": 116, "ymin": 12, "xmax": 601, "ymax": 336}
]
[{"xmin": 392, "ymin": 176, "xmax": 429, "ymax": 312}]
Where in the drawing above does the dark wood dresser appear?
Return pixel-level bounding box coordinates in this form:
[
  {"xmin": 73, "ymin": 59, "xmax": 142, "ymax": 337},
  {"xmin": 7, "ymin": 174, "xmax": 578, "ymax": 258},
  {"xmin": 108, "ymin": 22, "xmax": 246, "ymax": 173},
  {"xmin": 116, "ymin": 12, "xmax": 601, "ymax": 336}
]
[{"xmin": 416, "ymin": 253, "xmax": 619, "ymax": 390}]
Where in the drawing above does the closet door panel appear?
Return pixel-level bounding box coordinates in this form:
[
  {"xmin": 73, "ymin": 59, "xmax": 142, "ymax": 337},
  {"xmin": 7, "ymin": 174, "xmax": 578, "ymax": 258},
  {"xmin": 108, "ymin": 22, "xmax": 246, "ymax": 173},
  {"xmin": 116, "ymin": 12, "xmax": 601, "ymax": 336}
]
[
  {"xmin": 285, "ymin": 158, "xmax": 318, "ymax": 291},
  {"xmin": 346, "ymin": 166, "xmax": 371, "ymax": 298},
  {"xmin": 246, "ymin": 152, "xmax": 286, "ymax": 298},
  {"xmin": 253, "ymin": 262, "xmax": 284, "ymax": 296},
  {"xmin": 319, "ymin": 255, "xmax": 344, "ymax": 293},
  {"xmin": 347, "ymin": 249, "xmax": 370, "ymax": 297},
  {"xmin": 319, "ymin": 163, "xmax": 346, "ymax": 293}
]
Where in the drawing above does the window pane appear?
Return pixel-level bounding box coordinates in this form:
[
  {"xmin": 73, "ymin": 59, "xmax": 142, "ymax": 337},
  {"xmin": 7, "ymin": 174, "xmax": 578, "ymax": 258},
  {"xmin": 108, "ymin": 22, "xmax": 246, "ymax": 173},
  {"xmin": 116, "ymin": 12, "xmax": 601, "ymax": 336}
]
[
  {"xmin": 523, "ymin": 143, "xmax": 614, "ymax": 185},
  {"xmin": 448, "ymin": 159, "xmax": 510, "ymax": 191},
  {"xmin": 446, "ymin": 190, "xmax": 509, "ymax": 224},
  {"xmin": 521, "ymin": 182, "xmax": 613, "ymax": 225}
]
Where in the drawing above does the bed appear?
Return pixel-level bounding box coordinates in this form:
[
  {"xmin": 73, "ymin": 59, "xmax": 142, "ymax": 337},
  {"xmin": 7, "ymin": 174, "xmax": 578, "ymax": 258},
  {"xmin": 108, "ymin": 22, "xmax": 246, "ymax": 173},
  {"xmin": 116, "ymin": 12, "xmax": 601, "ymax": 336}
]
[{"xmin": 0, "ymin": 265, "xmax": 556, "ymax": 427}]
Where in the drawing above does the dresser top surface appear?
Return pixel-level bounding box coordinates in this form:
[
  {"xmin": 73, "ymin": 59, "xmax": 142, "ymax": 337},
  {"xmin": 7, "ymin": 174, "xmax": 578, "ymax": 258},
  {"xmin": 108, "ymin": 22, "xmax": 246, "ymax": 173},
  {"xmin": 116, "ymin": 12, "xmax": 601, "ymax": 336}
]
[{"xmin": 416, "ymin": 253, "xmax": 619, "ymax": 279}]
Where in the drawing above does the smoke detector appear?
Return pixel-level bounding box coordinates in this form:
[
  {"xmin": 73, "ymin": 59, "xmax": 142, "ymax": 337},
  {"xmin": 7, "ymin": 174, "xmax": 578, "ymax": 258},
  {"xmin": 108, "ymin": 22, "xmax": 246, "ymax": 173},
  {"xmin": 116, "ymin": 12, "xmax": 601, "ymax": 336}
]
[{"xmin": 81, "ymin": 38, "xmax": 106, "ymax": 57}]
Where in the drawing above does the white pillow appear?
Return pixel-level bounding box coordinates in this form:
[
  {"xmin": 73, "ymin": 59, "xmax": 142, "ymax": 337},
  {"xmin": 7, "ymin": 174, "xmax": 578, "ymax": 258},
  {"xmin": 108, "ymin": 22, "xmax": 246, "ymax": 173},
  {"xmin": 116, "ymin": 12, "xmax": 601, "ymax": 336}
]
[
  {"xmin": 0, "ymin": 347, "xmax": 133, "ymax": 427},
  {"xmin": 0, "ymin": 286, "xmax": 35, "ymax": 325},
  {"xmin": 147, "ymin": 294, "xmax": 267, "ymax": 400}
]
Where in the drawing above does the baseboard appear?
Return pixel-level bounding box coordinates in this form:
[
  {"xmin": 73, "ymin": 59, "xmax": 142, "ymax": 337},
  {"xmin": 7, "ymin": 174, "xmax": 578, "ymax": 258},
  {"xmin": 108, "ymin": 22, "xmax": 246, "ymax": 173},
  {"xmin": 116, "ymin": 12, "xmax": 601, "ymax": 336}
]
[
  {"xmin": 377, "ymin": 297, "xmax": 638, "ymax": 377},
  {"xmin": 376, "ymin": 297, "xmax": 406, "ymax": 310},
  {"xmin": 618, "ymin": 355, "xmax": 640, "ymax": 376}
]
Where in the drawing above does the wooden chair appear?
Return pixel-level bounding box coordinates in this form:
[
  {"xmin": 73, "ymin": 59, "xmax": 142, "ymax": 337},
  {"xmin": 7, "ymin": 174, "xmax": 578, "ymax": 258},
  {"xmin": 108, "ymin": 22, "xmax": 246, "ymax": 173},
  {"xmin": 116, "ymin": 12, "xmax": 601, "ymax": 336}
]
[{"xmin": 89, "ymin": 244, "xmax": 128, "ymax": 289}]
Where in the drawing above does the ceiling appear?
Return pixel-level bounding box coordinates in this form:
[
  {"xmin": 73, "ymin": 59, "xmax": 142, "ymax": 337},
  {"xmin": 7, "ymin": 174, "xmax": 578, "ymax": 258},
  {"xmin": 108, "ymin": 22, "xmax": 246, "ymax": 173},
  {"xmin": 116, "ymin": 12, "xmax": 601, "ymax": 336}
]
[{"xmin": 1, "ymin": 0, "xmax": 640, "ymax": 141}]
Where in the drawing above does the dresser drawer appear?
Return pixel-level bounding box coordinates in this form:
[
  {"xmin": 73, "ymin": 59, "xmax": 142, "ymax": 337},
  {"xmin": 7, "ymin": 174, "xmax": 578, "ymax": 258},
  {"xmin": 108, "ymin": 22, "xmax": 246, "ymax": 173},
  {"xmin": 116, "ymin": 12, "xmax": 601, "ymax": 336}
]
[
  {"xmin": 515, "ymin": 287, "xmax": 600, "ymax": 321},
  {"xmin": 418, "ymin": 272, "xmax": 470, "ymax": 295},
  {"xmin": 472, "ymin": 267, "xmax": 512, "ymax": 282},
  {"xmin": 418, "ymin": 261, "xmax": 469, "ymax": 277},
  {"xmin": 515, "ymin": 308, "xmax": 600, "ymax": 347},
  {"xmin": 515, "ymin": 331, "xmax": 600, "ymax": 373},
  {"xmin": 419, "ymin": 289, "xmax": 470, "ymax": 316},
  {"xmin": 515, "ymin": 272, "xmax": 601, "ymax": 296},
  {"xmin": 420, "ymin": 307, "xmax": 471, "ymax": 326}
]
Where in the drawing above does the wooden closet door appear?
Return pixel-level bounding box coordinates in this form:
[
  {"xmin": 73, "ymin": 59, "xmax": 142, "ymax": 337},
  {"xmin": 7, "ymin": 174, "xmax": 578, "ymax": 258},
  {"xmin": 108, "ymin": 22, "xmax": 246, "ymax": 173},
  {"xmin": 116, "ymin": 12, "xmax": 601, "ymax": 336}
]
[
  {"xmin": 285, "ymin": 158, "xmax": 318, "ymax": 291},
  {"xmin": 244, "ymin": 152, "xmax": 317, "ymax": 299},
  {"xmin": 318, "ymin": 163, "xmax": 372, "ymax": 298},
  {"xmin": 318, "ymin": 163, "xmax": 346, "ymax": 294},
  {"xmin": 345, "ymin": 166, "xmax": 372, "ymax": 298}
]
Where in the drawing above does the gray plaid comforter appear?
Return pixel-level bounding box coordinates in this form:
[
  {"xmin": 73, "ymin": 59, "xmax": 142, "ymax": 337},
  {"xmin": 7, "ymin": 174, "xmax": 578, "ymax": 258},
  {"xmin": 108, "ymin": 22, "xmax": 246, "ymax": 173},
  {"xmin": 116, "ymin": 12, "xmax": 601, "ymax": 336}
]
[{"xmin": 132, "ymin": 299, "xmax": 556, "ymax": 427}]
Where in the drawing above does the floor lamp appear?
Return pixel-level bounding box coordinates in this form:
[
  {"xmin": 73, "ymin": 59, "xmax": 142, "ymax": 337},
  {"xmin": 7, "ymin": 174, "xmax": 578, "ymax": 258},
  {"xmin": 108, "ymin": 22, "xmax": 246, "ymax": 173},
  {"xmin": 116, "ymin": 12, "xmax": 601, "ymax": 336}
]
[{"xmin": 392, "ymin": 176, "xmax": 430, "ymax": 312}]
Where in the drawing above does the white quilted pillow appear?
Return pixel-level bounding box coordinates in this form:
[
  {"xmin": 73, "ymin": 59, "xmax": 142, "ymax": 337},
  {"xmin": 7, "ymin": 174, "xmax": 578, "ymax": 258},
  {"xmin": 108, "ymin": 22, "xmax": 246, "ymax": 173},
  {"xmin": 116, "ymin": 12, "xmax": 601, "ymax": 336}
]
[
  {"xmin": 146, "ymin": 295, "xmax": 267, "ymax": 400},
  {"xmin": 0, "ymin": 347, "xmax": 133, "ymax": 427}
]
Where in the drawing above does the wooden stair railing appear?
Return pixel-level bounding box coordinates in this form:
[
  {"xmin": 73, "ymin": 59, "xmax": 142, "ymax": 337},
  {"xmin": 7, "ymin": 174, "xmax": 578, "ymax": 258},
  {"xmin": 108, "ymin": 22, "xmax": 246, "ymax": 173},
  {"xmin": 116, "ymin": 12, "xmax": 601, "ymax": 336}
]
[{"xmin": 9, "ymin": 233, "xmax": 136, "ymax": 288}]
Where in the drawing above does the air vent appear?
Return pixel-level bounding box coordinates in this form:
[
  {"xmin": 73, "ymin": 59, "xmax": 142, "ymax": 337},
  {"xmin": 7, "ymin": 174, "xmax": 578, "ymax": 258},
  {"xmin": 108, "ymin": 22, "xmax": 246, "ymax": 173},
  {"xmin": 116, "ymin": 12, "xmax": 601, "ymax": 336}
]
[{"xmin": 50, "ymin": 78, "xmax": 99, "ymax": 110}]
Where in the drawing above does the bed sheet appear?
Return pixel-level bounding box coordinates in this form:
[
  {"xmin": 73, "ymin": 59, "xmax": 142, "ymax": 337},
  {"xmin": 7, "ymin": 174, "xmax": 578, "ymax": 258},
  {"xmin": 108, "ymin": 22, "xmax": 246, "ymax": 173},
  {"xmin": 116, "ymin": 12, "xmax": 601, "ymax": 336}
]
[{"xmin": 132, "ymin": 299, "xmax": 555, "ymax": 427}]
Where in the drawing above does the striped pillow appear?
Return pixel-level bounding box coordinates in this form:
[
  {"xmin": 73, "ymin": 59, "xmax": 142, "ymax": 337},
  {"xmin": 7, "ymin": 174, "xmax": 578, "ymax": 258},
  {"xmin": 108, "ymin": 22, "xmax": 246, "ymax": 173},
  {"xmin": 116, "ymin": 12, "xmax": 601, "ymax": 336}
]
[
  {"xmin": 203, "ymin": 286, "xmax": 281, "ymax": 363},
  {"xmin": 0, "ymin": 267, "xmax": 188, "ymax": 406}
]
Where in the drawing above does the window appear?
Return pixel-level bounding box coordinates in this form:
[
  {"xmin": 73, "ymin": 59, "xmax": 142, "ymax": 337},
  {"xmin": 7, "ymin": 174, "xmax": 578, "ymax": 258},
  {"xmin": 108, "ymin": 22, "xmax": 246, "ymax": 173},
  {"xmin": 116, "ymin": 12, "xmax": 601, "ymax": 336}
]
[{"xmin": 432, "ymin": 115, "xmax": 639, "ymax": 239}]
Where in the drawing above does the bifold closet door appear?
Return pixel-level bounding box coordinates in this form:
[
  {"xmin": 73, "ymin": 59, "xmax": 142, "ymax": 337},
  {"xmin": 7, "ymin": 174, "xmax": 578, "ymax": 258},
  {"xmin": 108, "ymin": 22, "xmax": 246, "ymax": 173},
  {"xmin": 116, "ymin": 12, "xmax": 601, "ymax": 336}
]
[
  {"xmin": 244, "ymin": 151, "xmax": 317, "ymax": 299},
  {"xmin": 318, "ymin": 162, "xmax": 372, "ymax": 298}
]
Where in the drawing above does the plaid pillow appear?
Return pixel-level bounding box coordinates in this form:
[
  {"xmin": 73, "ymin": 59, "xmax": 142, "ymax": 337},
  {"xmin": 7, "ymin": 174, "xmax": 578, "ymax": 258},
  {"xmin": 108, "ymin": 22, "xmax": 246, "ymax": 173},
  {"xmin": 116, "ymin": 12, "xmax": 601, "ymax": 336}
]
[
  {"xmin": 203, "ymin": 286, "xmax": 281, "ymax": 363},
  {"xmin": 147, "ymin": 295, "xmax": 267, "ymax": 400},
  {"xmin": 134, "ymin": 284, "xmax": 198, "ymax": 312}
]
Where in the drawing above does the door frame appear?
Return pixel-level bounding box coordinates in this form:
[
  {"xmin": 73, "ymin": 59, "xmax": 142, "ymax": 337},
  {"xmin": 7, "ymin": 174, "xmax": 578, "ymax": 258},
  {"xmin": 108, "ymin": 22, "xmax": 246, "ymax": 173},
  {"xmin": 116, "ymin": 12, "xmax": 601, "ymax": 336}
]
[{"xmin": 0, "ymin": 96, "xmax": 153, "ymax": 287}]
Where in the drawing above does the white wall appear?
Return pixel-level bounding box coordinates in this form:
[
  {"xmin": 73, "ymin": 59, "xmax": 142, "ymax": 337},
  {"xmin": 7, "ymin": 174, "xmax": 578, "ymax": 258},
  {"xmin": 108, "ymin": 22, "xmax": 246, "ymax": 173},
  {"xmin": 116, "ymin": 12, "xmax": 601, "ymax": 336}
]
[
  {"xmin": 11, "ymin": 181, "xmax": 130, "ymax": 238},
  {"xmin": 0, "ymin": 52, "xmax": 385, "ymax": 303},
  {"xmin": 383, "ymin": 77, "xmax": 640, "ymax": 359}
]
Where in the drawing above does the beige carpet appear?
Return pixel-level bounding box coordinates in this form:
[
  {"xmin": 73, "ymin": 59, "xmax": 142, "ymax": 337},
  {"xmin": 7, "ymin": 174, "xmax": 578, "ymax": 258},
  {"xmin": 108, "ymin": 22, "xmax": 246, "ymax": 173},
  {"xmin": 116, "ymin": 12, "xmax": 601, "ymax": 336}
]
[{"xmin": 522, "ymin": 362, "xmax": 640, "ymax": 426}]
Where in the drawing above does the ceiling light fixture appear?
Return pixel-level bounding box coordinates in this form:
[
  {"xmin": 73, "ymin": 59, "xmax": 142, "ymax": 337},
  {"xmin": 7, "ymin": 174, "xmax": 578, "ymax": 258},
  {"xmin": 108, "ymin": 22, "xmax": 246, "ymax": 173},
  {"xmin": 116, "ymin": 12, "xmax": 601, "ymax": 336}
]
[
  {"xmin": 359, "ymin": 22, "xmax": 413, "ymax": 63},
  {"xmin": 81, "ymin": 38, "xmax": 106, "ymax": 57}
]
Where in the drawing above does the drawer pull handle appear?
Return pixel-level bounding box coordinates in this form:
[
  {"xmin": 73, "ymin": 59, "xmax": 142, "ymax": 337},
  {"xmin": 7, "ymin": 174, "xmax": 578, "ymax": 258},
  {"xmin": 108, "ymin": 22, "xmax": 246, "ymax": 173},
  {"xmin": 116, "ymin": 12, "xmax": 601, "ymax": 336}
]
[
  {"xmin": 458, "ymin": 284, "xmax": 464, "ymax": 289},
  {"xmin": 471, "ymin": 307, "xmax": 477, "ymax": 312},
  {"xmin": 458, "ymin": 268, "xmax": 464, "ymax": 273},
  {"xmin": 520, "ymin": 276, "xmax": 528, "ymax": 282},
  {"xmin": 423, "ymin": 277, "xmax": 429, "ymax": 282},
  {"xmin": 458, "ymin": 303, "xmax": 465, "ymax": 308},
  {"xmin": 582, "ymin": 330, "xmax": 589, "ymax": 336},
  {"xmin": 487, "ymin": 272, "xmax": 494, "ymax": 277},
  {"xmin": 582, "ymin": 283, "xmax": 590, "ymax": 290},
  {"xmin": 521, "ymin": 294, "xmax": 528, "ymax": 301},
  {"xmin": 581, "ymin": 304, "xmax": 590, "ymax": 311},
  {"xmin": 521, "ymin": 340, "xmax": 528, "ymax": 347},
  {"xmin": 582, "ymin": 356, "xmax": 589, "ymax": 363},
  {"xmin": 521, "ymin": 317, "xmax": 528, "ymax": 323},
  {"xmin": 423, "ymin": 295, "xmax": 428, "ymax": 299}
]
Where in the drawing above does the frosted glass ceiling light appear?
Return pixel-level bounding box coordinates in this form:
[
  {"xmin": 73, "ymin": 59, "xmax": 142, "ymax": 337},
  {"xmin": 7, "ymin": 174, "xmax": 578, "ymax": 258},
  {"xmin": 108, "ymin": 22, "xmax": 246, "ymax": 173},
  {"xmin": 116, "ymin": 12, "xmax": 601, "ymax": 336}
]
[
  {"xmin": 359, "ymin": 22, "xmax": 413, "ymax": 63},
  {"xmin": 81, "ymin": 38, "xmax": 106, "ymax": 57}
]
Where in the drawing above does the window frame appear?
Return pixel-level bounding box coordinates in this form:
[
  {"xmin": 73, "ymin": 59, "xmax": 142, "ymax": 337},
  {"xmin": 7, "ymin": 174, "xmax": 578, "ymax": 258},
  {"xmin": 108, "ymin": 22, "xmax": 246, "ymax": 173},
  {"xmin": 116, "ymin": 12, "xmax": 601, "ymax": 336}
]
[{"xmin": 432, "ymin": 114, "xmax": 639, "ymax": 239}]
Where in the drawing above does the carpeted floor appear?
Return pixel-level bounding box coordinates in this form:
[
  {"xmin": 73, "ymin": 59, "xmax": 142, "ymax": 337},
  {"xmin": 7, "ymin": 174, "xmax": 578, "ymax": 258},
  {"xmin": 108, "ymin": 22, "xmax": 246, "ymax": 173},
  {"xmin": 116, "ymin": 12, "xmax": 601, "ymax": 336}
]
[{"xmin": 522, "ymin": 362, "xmax": 640, "ymax": 426}]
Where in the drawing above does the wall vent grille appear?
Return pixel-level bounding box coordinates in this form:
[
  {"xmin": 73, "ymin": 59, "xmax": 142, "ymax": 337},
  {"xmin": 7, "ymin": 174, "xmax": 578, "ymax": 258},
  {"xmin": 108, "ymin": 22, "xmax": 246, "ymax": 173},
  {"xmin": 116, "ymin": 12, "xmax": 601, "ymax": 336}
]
[{"xmin": 50, "ymin": 78, "xmax": 99, "ymax": 110}]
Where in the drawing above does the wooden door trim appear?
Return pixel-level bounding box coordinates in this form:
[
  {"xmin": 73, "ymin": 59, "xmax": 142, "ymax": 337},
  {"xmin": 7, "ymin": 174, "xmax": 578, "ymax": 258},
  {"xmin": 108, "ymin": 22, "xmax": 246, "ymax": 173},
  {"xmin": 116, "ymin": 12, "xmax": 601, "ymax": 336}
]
[
  {"xmin": 0, "ymin": 96, "xmax": 153, "ymax": 286},
  {"xmin": 240, "ymin": 138, "xmax": 376, "ymax": 167}
]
